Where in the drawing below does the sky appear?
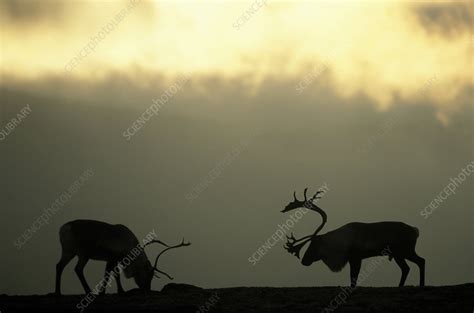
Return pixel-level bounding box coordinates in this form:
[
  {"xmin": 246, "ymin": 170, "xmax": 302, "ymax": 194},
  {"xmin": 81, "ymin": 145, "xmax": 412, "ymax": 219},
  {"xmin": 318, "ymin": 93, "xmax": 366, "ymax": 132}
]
[{"xmin": 0, "ymin": 0, "xmax": 473, "ymax": 294}]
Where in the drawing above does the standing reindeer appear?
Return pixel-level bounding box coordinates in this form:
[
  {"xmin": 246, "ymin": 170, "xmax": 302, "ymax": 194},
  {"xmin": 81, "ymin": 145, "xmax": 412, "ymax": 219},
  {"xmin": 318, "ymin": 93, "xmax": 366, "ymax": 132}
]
[
  {"xmin": 282, "ymin": 188, "xmax": 425, "ymax": 287},
  {"xmin": 55, "ymin": 220, "xmax": 190, "ymax": 295}
]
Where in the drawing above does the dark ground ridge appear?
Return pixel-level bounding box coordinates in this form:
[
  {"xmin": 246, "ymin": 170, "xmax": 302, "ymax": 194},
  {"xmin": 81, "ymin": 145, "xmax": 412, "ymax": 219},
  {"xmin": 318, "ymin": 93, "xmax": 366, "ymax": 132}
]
[{"xmin": 1, "ymin": 283, "xmax": 473, "ymax": 313}]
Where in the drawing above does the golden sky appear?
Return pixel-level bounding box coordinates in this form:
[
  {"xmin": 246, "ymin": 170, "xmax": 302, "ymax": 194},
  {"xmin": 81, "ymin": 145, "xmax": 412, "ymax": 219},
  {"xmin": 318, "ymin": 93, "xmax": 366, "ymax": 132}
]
[{"xmin": 1, "ymin": 0, "xmax": 472, "ymax": 114}]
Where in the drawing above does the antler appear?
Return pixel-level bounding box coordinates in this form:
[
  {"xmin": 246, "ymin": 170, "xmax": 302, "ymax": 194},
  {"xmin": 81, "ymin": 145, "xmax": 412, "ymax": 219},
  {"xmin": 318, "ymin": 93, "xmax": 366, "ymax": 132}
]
[
  {"xmin": 284, "ymin": 233, "xmax": 313, "ymax": 258},
  {"xmin": 283, "ymin": 187, "xmax": 328, "ymax": 258},
  {"xmin": 308, "ymin": 196, "xmax": 327, "ymax": 237},
  {"xmin": 143, "ymin": 239, "xmax": 171, "ymax": 248},
  {"xmin": 152, "ymin": 238, "xmax": 191, "ymax": 280},
  {"xmin": 308, "ymin": 190, "xmax": 324, "ymax": 204}
]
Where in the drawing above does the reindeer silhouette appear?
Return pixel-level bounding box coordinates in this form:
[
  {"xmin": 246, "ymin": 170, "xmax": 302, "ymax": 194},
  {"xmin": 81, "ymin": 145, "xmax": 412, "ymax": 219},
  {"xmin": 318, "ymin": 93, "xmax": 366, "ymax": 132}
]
[
  {"xmin": 55, "ymin": 220, "xmax": 190, "ymax": 295},
  {"xmin": 282, "ymin": 188, "xmax": 425, "ymax": 287}
]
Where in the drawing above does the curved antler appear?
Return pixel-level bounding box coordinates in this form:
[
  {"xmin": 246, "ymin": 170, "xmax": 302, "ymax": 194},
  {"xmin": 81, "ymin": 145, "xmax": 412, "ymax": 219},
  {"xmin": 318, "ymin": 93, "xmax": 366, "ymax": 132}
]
[
  {"xmin": 284, "ymin": 233, "xmax": 313, "ymax": 258},
  {"xmin": 311, "ymin": 205, "xmax": 327, "ymax": 236},
  {"xmin": 309, "ymin": 190, "xmax": 324, "ymax": 203},
  {"xmin": 143, "ymin": 239, "xmax": 171, "ymax": 248},
  {"xmin": 306, "ymin": 189, "xmax": 327, "ymax": 237},
  {"xmin": 283, "ymin": 187, "xmax": 328, "ymax": 258},
  {"xmin": 152, "ymin": 238, "xmax": 191, "ymax": 280}
]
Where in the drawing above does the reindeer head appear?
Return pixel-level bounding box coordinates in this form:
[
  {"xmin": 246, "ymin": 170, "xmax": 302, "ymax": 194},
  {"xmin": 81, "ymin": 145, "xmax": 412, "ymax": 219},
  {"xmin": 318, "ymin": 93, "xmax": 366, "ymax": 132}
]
[
  {"xmin": 282, "ymin": 188, "xmax": 323, "ymax": 213},
  {"xmin": 133, "ymin": 258, "xmax": 154, "ymax": 291},
  {"xmin": 139, "ymin": 238, "xmax": 191, "ymax": 291},
  {"xmin": 282, "ymin": 188, "xmax": 327, "ymax": 264}
]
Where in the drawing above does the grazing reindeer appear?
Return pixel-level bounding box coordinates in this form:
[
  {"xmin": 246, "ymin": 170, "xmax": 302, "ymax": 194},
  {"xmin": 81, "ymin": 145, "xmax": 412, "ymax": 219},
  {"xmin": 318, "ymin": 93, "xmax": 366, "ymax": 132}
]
[
  {"xmin": 282, "ymin": 188, "xmax": 425, "ymax": 287},
  {"xmin": 55, "ymin": 220, "xmax": 190, "ymax": 295}
]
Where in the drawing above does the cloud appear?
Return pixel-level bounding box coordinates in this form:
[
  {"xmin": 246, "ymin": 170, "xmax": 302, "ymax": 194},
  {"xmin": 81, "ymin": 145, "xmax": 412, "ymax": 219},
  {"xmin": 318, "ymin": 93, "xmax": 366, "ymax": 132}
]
[
  {"xmin": 412, "ymin": 2, "xmax": 473, "ymax": 37},
  {"xmin": 0, "ymin": 0, "xmax": 67, "ymax": 24},
  {"xmin": 1, "ymin": 2, "xmax": 471, "ymax": 118}
]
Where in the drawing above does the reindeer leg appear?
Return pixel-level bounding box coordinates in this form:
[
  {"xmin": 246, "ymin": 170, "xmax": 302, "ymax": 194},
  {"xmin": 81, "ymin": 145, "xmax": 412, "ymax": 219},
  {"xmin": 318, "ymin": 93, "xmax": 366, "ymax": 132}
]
[
  {"xmin": 349, "ymin": 259, "xmax": 361, "ymax": 288},
  {"xmin": 99, "ymin": 261, "xmax": 114, "ymax": 295},
  {"xmin": 108, "ymin": 261, "xmax": 125, "ymax": 294},
  {"xmin": 394, "ymin": 257, "xmax": 410, "ymax": 287},
  {"xmin": 75, "ymin": 256, "xmax": 91, "ymax": 294},
  {"xmin": 114, "ymin": 270, "xmax": 125, "ymax": 294},
  {"xmin": 406, "ymin": 253, "xmax": 425, "ymax": 287},
  {"xmin": 55, "ymin": 252, "xmax": 75, "ymax": 296}
]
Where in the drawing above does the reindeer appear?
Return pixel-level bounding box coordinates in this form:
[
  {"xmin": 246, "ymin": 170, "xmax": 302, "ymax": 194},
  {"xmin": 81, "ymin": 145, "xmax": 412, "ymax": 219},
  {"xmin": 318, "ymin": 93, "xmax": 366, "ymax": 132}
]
[
  {"xmin": 282, "ymin": 188, "xmax": 425, "ymax": 287},
  {"xmin": 55, "ymin": 219, "xmax": 190, "ymax": 295}
]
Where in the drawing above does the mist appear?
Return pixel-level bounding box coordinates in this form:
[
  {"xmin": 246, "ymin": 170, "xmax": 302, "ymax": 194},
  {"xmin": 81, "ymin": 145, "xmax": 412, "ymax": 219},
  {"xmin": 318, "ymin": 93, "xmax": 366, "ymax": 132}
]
[{"xmin": 1, "ymin": 74, "xmax": 472, "ymax": 294}]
